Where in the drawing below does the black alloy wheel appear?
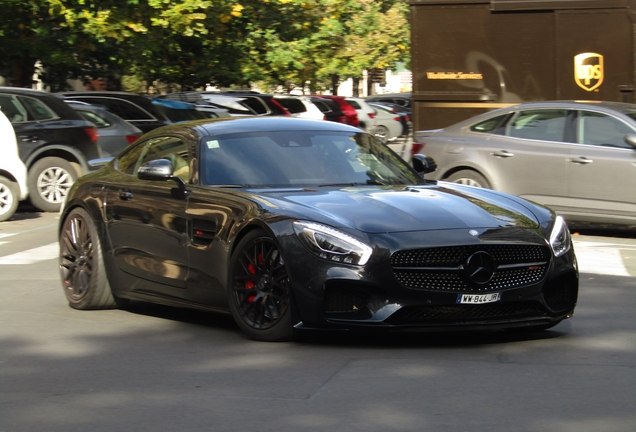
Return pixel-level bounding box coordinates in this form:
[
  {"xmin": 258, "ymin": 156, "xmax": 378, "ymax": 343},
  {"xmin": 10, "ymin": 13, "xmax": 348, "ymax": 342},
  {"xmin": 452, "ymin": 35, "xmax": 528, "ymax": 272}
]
[
  {"xmin": 59, "ymin": 207, "xmax": 116, "ymax": 310},
  {"xmin": 228, "ymin": 230, "xmax": 293, "ymax": 341}
]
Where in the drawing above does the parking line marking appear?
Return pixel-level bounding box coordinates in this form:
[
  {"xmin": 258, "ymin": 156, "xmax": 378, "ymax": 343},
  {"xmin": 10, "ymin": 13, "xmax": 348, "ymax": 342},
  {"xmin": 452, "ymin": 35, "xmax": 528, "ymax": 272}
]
[
  {"xmin": 573, "ymin": 241, "xmax": 630, "ymax": 276},
  {"xmin": 0, "ymin": 242, "xmax": 59, "ymax": 265}
]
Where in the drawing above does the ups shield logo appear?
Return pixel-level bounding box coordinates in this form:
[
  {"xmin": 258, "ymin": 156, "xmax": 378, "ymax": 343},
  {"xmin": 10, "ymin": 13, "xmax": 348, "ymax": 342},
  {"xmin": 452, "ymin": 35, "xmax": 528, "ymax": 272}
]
[{"xmin": 574, "ymin": 53, "xmax": 604, "ymax": 91}]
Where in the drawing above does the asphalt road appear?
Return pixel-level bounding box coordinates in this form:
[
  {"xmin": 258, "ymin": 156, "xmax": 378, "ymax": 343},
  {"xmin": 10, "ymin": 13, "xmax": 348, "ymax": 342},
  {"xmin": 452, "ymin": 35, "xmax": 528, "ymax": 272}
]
[{"xmin": 1, "ymin": 211, "xmax": 635, "ymax": 432}]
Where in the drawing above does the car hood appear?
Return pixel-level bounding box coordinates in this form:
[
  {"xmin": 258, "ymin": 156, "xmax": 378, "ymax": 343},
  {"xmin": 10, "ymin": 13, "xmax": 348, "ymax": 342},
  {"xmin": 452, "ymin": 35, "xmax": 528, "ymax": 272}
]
[{"xmin": 251, "ymin": 183, "xmax": 543, "ymax": 234}]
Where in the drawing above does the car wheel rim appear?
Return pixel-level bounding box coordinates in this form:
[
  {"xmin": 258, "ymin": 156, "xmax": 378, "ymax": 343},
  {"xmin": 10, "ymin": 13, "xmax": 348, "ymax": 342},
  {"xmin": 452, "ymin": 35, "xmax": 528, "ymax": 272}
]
[
  {"xmin": 374, "ymin": 127, "xmax": 388, "ymax": 143},
  {"xmin": 454, "ymin": 178, "xmax": 482, "ymax": 187},
  {"xmin": 37, "ymin": 167, "xmax": 73, "ymax": 204},
  {"xmin": 232, "ymin": 237, "xmax": 290, "ymax": 330},
  {"xmin": 0, "ymin": 183, "xmax": 13, "ymax": 215},
  {"xmin": 60, "ymin": 214, "xmax": 94, "ymax": 300}
]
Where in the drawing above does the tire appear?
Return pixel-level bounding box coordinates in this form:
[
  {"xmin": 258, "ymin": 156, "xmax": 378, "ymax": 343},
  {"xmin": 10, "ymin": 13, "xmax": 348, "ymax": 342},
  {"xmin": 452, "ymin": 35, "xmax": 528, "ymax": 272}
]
[
  {"xmin": 0, "ymin": 176, "xmax": 20, "ymax": 222},
  {"xmin": 446, "ymin": 170, "xmax": 491, "ymax": 189},
  {"xmin": 228, "ymin": 230, "xmax": 294, "ymax": 342},
  {"xmin": 59, "ymin": 207, "xmax": 116, "ymax": 310},
  {"xmin": 374, "ymin": 125, "xmax": 389, "ymax": 144},
  {"xmin": 28, "ymin": 157, "xmax": 80, "ymax": 212}
]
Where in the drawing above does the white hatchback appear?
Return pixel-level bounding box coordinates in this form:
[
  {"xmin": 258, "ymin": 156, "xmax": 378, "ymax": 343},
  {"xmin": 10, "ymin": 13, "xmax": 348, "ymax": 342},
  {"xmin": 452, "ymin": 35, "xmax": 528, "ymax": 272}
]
[{"xmin": 0, "ymin": 110, "xmax": 28, "ymax": 221}]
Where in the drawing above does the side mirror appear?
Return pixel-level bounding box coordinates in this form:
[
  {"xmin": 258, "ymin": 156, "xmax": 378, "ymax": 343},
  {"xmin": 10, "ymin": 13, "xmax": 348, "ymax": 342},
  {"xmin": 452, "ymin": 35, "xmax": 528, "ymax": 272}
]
[
  {"xmin": 138, "ymin": 159, "xmax": 176, "ymax": 181},
  {"xmin": 411, "ymin": 154, "xmax": 437, "ymax": 175},
  {"xmin": 624, "ymin": 134, "xmax": 636, "ymax": 149},
  {"xmin": 138, "ymin": 159, "xmax": 189, "ymax": 198},
  {"xmin": 88, "ymin": 157, "xmax": 114, "ymax": 168}
]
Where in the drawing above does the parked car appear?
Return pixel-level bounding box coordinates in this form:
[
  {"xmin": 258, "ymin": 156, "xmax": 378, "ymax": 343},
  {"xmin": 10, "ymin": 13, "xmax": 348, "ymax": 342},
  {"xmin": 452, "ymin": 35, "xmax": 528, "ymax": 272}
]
[
  {"xmin": 216, "ymin": 92, "xmax": 290, "ymax": 117},
  {"xmin": 368, "ymin": 103, "xmax": 405, "ymax": 144},
  {"xmin": 151, "ymin": 99, "xmax": 208, "ymax": 123},
  {"xmin": 274, "ymin": 95, "xmax": 325, "ymax": 120},
  {"xmin": 193, "ymin": 103, "xmax": 231, "ymax": 119},
  {"xmin": 318, "ymin": 95, "xmax": 359, "ymax": 127},
  {"xmin": 61, "ymin": 91, "xmax": 170, "ymax": 133},
  {"xmin": 0, "ymin": 87, "xmax": 101, "ymax": 212},
  {"xmin": 370, "ymin": 102, "xmax": 412, "ymax": 138},
  {"xmin": 412, "ymin": 101, "xmax": 636, "ymax": 227},
  {"xmin": 67, "ymin": 101, "xmax": 142, "ymax": 157},
  {"xmin": 366, "ymin": 92, "xmax": 412, "ymax": 109},
  {"xmin": 344, "ymin": 97, "xmax": 377, "ymax": 131},
  {"xmin": 0, "ymin": 110, "xmax": 28, "ymax": 221},
  {"xmin": 162, "ymin": 91, "xmax": 289, "ymax": 116},
  {"xmin": 310, "ymin": 96, "xmax": 346, "ymax": 124},
  {"xmin": 59, "ymin": 116, "xmax": 577, "ymax": 342}
]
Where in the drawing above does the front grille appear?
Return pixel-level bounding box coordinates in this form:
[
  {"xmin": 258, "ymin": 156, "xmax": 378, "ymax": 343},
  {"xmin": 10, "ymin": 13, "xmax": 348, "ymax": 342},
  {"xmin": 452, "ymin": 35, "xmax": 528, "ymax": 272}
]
[
  {"xmin": 391, "ymin": 244, "xmax": 550, "ymax": 293},
  {"xmin": 386, "ymin": 302, "xmax": 547, "ymax": 324}
]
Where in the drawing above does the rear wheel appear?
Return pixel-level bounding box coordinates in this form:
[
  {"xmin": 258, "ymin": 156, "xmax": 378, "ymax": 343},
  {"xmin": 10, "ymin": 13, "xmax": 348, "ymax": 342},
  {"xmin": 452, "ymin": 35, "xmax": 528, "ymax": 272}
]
[
  {"xmin": 28, "ymin": 157, "xmax": 80, "ymax": 212},
  {"xmin": 446, "ymin": 170, "xmax": 491, "ymax": 189},
  {"xmin": 374, "ymin": 125, "xmax": 389, "ymax": 144},
  {"xmin": 59, "ymin": 207, "xmax": 116, "ymax": 310},
  {"xmin": 228, "ymin": 230, "xmax": 293, "ymax": 342},
  {"xmin": 0, "ymin": 176, "xmax": 20, "ymax": 222}
]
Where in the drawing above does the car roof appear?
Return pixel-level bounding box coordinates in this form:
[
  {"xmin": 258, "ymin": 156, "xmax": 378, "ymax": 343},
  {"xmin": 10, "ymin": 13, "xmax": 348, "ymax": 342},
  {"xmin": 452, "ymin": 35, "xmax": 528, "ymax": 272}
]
[
  {"xmin": 1, "ymin": 86, "xmax": 66, "ymax": 100},
  {"xmin": 501, "ymin": 100, "xmax": 636, "ymax": 112},
  {"xmin": 145, "ymin": 116, "xmax": 361, "ymax": 137}
]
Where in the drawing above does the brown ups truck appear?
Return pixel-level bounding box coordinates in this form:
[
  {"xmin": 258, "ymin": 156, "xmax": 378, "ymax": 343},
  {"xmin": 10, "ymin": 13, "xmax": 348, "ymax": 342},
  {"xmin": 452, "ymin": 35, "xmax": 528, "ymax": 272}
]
[{"xmin": 410, "ymin": 0, "xmax": 636, "ymax": 130}]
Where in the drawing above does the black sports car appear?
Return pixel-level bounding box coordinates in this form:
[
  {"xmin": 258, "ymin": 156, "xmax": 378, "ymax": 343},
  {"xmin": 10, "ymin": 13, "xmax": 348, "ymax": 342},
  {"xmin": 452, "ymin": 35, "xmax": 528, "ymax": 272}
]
[{"xmin": 58, "ymin": 117, "xmax": 578, "ymax": 341}]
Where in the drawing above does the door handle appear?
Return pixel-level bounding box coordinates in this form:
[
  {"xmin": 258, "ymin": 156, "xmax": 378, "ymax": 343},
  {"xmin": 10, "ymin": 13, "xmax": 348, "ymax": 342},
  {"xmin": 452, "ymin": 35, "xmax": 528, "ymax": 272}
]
[
  {"xmin": 571, "ymin": 157, "xmax": 593, "ymax": 164},
  {"xmin": 492, "ymin": 150, "xmax": 514, "ymax": 158},
  {"xmin": 119, "ymin": 191, "xmax": 133, "ymax": 200}
]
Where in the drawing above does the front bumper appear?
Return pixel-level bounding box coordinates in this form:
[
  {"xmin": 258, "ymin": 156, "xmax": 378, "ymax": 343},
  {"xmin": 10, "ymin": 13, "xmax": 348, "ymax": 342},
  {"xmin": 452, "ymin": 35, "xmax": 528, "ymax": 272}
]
[{"xmin": 281, "ymin": 227, "xmax": 578, "ymax": 331}]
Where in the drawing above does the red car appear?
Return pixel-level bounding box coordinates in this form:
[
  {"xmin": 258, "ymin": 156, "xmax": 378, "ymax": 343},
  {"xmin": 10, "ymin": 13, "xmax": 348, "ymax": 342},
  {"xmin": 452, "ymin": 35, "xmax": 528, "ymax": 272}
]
[{"xmin": 316, "ymin": 95, "xmax": 359, "ymax": 127}]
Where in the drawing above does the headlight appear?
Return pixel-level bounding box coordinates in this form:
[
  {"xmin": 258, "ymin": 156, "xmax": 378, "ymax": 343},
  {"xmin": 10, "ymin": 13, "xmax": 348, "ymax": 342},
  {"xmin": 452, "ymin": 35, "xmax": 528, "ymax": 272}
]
[
  {"xmin": 293, "ymin": 221, "xmax": 372, "ymax": 266},
  {"xmin": 549, "ymin": 216, "xmax": 571, "ymax": 258}
]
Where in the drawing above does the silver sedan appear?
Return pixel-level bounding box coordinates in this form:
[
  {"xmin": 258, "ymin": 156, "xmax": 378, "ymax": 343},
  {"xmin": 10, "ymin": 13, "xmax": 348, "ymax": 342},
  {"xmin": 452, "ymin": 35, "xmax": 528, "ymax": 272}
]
[{"xmin": 413, "ymin": 101, "xmax": 636, "ymax": 227}]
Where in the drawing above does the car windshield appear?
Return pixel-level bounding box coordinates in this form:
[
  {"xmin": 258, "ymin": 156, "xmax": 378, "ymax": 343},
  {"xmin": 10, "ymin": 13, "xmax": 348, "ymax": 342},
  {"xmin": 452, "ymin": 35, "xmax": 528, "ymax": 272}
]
[{"xmin": 200, "ymin": 130, "xmax": 422, "ymax": 187}]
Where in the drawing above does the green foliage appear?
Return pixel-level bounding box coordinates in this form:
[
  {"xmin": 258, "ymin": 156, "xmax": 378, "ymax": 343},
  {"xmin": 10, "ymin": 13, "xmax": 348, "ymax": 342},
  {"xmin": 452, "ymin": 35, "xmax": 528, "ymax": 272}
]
[{"xmin": 0, "ymin": 0, "xmax": 411, "ymax": 93}]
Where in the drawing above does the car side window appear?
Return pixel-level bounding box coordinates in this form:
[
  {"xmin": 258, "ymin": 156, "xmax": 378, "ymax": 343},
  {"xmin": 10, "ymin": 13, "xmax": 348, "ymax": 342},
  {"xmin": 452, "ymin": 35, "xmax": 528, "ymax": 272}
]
[
  {"xmin": 0, "ymin": 94, "xmax": 28, "ymax": 123},
  {"xmin": 77, "ymin": 110, "xmax": 111, "ymax": 128},
  {"xmin": 577, "ymin": 111, "xmax": 635, "ymax": 149},
  {"xmin": 138, "ymin": 136, "xmax": 190, "ymax": 182},
  {"xmin": 72, "ymin": 97, "xmax": 155, "ymax": 121},
  {"xmin": 17, "ymin": 96, "xmax": 57, "ymax": 121},
  {"xmin": 506, "ymin": 109, "xmax": 568, "ymax": 142},
  {"xmin": 470, "ymin": 114, "xmax": 510, "ymax": 135}
]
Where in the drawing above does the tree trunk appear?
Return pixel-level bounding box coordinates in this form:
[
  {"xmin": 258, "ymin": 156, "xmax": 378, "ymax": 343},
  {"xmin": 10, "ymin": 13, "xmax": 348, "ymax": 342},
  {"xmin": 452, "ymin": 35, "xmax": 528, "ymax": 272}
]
[
  {"xmin": 331, "ymin": 74, "xmax": 339, "ymax": 95},
  {"xmin": 352, "ymin": 77, "xmax": 360, "ymax": 97}
]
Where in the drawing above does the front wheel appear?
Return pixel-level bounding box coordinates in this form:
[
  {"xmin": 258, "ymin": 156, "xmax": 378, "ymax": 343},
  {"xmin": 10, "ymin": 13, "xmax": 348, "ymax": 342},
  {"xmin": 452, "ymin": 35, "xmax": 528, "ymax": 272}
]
[
  {"xmin": 59, "ymin": 207, "xmax": 116, "ymax": 310},
  {"xmin": 0, "ymin": 176, "xmax": 20, "ymax": 222},
  {"xmin": 446, "ymin": 170, "xmax": 491, "ymax": 189},
  {"xmin": 228, "ymin": 230, "xmax": 293, "ymax": 342},
  {"xmin": 28, "ymin": 157, "xmax": 80, "ymax": 212}
]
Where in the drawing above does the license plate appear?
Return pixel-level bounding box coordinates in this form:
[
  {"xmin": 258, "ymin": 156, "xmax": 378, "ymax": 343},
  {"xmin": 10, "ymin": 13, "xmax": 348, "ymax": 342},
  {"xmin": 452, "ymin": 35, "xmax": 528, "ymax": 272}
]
[{"xmin": 456, "ymin": 292, "xmax": 502, "ymax": 304}]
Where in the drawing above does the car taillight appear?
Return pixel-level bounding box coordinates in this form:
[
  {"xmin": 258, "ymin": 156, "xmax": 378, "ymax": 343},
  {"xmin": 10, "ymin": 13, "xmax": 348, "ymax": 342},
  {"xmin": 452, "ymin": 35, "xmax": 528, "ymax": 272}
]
[
  {"xmin": 411, "ymin": 142, "xmax": 425, "ymax": 155},
  {"xmin": 368, "ymin": 112, "xmax": 376, "ymax": 119},
  {"xmin": 84, "ymin": 127, "xmax": 99, "ymax": 143},
  {"xmin": 126, "ymin": 135, "xmax": 141, "ymax": 144},
  {"xmin": 394, "ymin": 117, "xmax": 401, "ymax": 122},
  {"xmin": 405, "ymin": 115, "xmax": 410, "ymax": 122},
  {"xmin": 323, "ymin": 115, "xmax": 327, "ymax": 121}
]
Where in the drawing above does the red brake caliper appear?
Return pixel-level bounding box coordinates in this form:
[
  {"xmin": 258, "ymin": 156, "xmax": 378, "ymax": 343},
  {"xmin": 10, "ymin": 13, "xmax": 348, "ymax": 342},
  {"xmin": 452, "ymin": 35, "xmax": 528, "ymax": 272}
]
[
  {"xmin": 245, "ymin": 252, "xmax": 265, "ymax": 304},
  {"xmin": 245, "ymin": 262, "xmax": 256, "ymax": 303}
]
